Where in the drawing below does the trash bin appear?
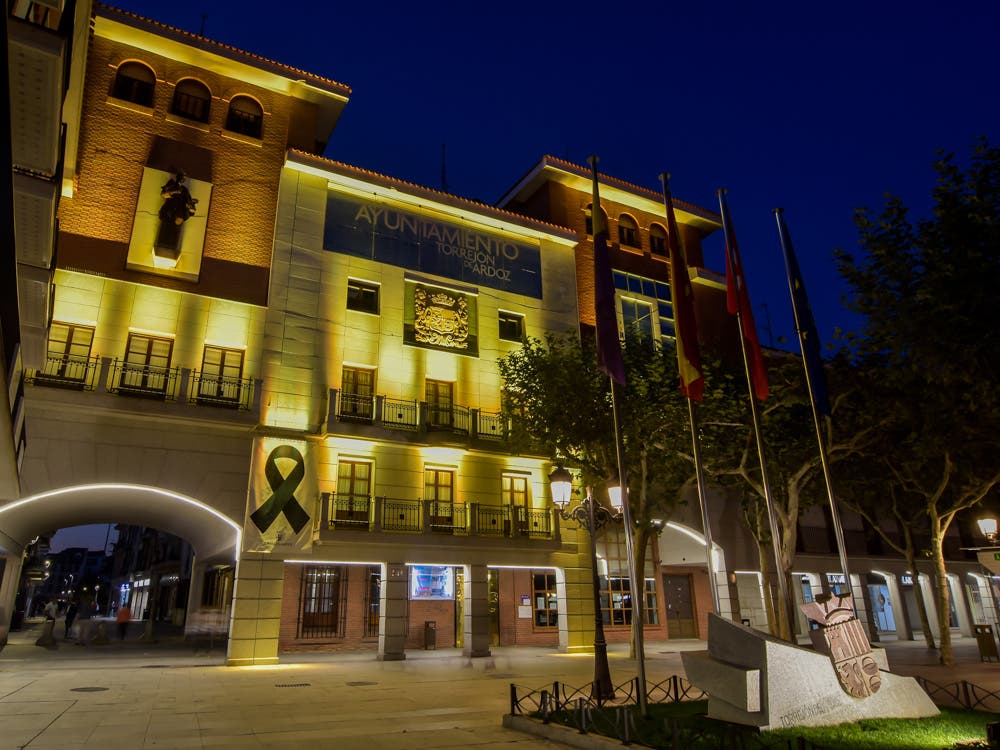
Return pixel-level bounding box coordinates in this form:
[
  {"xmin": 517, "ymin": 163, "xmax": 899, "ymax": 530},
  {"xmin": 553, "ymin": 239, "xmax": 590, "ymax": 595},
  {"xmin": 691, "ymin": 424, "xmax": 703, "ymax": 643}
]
[
  {"xmin": 975, "ymin": 624, "xmax": 999, "ymax": 663},
  {"xmin": 424, "ymin": 620, "xmax": 436, "ymax": 650}
]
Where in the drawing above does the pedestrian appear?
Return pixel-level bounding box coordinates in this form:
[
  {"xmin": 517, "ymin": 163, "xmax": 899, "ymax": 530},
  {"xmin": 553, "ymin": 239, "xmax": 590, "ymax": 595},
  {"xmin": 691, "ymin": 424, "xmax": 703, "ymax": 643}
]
[
  {"xmin": 116, "ymin": 603, "xmax": 132, "ymax": 641},
  {"xmin": 64, "ymin": 599, "xmax": 79, "ymax": 639},
  {"xmin": 42, "ymin": 599, "xmax": 58, "ymax": 621}
]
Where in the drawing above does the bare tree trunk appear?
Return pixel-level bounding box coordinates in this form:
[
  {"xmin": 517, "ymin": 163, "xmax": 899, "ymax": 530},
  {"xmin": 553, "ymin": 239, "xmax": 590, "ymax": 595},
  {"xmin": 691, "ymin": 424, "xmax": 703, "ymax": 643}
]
[
  {"xmin": 904, "ymin": 548, "xmax": 936, "ymax": 650},
  {"xmin": 930, "ymin": 529, "xmax": 954, "ymax": 665}
]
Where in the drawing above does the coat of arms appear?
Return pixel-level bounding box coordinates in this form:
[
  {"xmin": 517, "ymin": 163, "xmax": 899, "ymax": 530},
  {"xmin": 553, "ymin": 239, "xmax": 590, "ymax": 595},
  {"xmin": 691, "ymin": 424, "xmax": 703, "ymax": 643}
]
[
  {"xmin": 800, "ymin": 593, "xmax": 881, "ymax": 698},
  {"xmin": 414, "ymin": 286, "xmax": 469, "ymax": 349}
]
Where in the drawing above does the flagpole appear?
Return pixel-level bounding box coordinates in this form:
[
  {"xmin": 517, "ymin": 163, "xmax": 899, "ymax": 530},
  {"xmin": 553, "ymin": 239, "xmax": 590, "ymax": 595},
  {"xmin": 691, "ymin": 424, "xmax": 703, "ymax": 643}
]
[
  {"xmin": 774, "ymin": 208, "xmax": 851, "ymax": 587},
  {"xmin": 717, "ymin": 189, "xmax": 793, "ymax": 641},
  {"xmin": 659, "ymin": 172, "xmax": 720, "ymax": 613},
  {"xmin": 589, "ymin": 156, "xmax": 648, "ymax": 715}
]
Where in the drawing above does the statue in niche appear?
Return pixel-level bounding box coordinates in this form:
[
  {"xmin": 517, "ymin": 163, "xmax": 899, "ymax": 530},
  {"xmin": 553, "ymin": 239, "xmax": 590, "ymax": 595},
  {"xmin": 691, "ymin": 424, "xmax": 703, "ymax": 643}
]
[{"xmin": 155, "ymin": 170, "xmax": 198, "ymax": 259}]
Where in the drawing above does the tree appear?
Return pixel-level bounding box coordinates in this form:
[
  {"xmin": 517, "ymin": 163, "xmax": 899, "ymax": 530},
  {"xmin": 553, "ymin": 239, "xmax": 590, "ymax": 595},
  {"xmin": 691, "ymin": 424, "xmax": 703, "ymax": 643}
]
[
  {"xmin": 700, "ymin": 353, "xmax": 878, "ymax": 641},
  {"xmin": 499, "ymin": 330, "xmax": 696, "ymax": 652},
  {"xmin": 835, "ymin": 140, "xmax": 1000, "ymax": 665}
]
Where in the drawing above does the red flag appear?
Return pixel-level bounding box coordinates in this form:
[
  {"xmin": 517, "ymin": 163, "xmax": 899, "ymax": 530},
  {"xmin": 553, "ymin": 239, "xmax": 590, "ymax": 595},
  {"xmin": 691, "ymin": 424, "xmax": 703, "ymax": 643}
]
[
  {"xmin": 662, "ymin": 175, "xmax": 704, "ymax": 402},
  {"xmin": 718, "ymin": 190, "xmax": 768, "ymax": 400},
  {"xmin": 590, "ymin": 158, "xmax": 625, "ymax": 385}
]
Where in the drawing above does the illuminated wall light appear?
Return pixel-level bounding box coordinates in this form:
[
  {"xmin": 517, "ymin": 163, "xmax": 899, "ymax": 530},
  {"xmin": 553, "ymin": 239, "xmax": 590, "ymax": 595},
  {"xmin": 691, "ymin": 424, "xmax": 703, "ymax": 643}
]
[
  {"xmin": 152, "ymin": 253, "xmax": 180, "ymax": 269},
  {"xmin": 421, "ymin": 446, "xmax": 465, "ymax": 462},
  {"xmin": 666, "ymin": 521, "xmax": 707, "ymax": 546},
  {"xmin": 284, "ymin": 559, "xmax": 381, "ymax": 566},
  {"xmin": 127, "ymin": 327, "xmax": 176, "ymax": 338}
]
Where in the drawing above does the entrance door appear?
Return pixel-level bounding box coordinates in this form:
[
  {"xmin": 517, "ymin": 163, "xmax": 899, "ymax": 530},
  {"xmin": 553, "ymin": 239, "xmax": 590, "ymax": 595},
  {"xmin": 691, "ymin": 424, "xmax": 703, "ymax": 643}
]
[
  {"xmin": 663, "ymin": 574, "xmax": 697, "ymax": 638},
  {"xmin": 488, "ymin": 569, "xmax": 500, "ymax": 646}
]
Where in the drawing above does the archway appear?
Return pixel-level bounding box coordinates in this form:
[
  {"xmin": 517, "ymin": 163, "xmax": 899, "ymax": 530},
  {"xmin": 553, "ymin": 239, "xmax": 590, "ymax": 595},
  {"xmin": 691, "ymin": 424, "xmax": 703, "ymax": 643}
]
[{"xmin": 0, "ymin": 484, "xmax": 241, "ymax": 645}]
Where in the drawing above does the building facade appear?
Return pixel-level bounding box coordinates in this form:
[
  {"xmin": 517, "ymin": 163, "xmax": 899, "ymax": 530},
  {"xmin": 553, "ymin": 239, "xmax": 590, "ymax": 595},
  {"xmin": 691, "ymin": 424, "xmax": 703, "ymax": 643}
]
[{"xmin": 2, "ymin": 3, "xmax": 994, "ymax": 660}]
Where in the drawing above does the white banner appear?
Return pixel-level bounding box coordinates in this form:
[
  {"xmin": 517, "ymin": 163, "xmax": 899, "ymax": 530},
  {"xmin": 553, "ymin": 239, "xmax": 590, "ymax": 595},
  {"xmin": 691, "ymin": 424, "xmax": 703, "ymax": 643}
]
[{"xmin": 243, "ymin": 437, "xmax": 316, "ymax": 554}]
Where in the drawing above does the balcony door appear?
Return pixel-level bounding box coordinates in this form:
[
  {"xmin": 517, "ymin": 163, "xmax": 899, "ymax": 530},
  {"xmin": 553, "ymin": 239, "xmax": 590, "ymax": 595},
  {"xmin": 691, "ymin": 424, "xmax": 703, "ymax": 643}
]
[
  {"xmin": 502, "ymin": 474, "xmax": 529, "ymax": 536},
  {"xmin": 43, "ymin": 322, "xmax": 94, "ymax": 383},
  {"xmin": 341, "ymin": 366, "xmax": 375, "ymax": 421},
  {"xmin": 198, "ymin": 346, "xmax": 244, "ymax": 403},
  {"xmin": 335, "ymin": 460, "xmax": 371, "ymax": 525},
  {"xmin": 121, "ymin": 333, "xmax": 173, "ymax": 393},
  {"xmin": 426, "ymin": 379, "xmax": 453, "ymax": 428},
  {"xmin": 425, "ymin": 467, "xmax": 454, "ymax": 528}
]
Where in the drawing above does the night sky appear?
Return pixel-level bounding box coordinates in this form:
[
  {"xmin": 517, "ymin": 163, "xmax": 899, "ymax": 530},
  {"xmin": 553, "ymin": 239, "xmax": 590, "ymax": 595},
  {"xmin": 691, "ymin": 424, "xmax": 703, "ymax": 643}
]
[{"xmin": 102, "ymin": 0, "xmax": 998, "ymax": 347}]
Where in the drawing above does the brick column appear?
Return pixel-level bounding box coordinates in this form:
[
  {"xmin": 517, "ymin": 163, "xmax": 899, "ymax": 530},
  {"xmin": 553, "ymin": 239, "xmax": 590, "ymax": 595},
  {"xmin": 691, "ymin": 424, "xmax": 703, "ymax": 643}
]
[
  {"xmin": 463, "ymin": 563, "xmax": 491, "ymax": 657},
  {"xmin": 226, "ymin": 556, "xmax": 284, "ymax": 666},
  {"xmin": 379, "ymin": 562, "xmax": 408, "ymax": 661}
]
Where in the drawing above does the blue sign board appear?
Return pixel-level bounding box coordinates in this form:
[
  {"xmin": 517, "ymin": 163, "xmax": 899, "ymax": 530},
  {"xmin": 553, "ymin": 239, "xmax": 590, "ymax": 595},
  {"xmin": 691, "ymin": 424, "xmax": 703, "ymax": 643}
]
[{"xmin": 323, "ymin": 193, "xmax": 542, "ymax": 298}]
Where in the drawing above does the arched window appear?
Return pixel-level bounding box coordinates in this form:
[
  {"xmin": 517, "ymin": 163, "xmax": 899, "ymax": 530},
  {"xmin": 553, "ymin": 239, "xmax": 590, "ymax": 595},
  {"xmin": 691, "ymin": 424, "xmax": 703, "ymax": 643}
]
[
  {"xmin": 111, "ymin": 61, "xmax": 155, "ymax": 107},
  {"xmin": 171, "ymin": 79, "xmax": 211, "ymax": 123},
  {"xmin": 618, "ymin": 214, "xmax": 639, "ymax": 248},
  {"xmin": 649, "ymin": 223, "xmax": 668, "ymax": 255},
  {"xmin": 584, "ymin": 203, "xmax": 610, "ymax": 236},
  {"xmin": 225, "ymin": 95, "xmax": 263, "ymax": 138}
]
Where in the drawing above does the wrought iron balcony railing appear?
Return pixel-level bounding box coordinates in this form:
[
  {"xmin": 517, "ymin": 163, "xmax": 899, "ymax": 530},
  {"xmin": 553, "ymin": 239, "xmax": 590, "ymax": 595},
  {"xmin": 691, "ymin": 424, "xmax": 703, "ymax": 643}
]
[
  {"xmin": 25, "ymin": 355, "xmax": 99, "ymax": 390},
  {"xmin": 108, "ymin": 360, "xmax": 179, "ymax": 400},
  {"xmin": 190, "ymin": 371, "xmax": 254, "ymax": 410}
]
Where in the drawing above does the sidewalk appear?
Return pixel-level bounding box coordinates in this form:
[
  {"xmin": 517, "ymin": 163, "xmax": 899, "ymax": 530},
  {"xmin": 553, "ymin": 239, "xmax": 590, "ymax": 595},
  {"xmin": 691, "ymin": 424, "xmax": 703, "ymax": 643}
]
[{"xmin": 1, "ymin": 620, "xmax": 998, "ymax": 749}]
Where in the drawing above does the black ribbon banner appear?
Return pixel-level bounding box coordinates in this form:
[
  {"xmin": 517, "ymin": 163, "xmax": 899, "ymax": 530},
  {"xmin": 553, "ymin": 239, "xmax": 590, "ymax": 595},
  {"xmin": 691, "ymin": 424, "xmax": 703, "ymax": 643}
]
[{"xmin": 250, "ymin": 445, "xmax": 310, "ymax": 534}]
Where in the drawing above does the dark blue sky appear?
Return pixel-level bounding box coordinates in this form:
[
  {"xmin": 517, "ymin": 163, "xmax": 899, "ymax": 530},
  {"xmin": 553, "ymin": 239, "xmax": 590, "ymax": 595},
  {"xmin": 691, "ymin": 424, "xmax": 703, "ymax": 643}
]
[{"xmin": 107, "ymin": 1, "xmax": 1000, "ymax": 349}]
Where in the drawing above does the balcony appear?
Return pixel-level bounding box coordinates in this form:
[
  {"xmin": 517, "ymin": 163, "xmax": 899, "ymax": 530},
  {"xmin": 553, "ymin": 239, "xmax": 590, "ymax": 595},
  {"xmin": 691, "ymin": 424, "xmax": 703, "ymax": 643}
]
[
  {"xmin": 320, "ymin": 493, "xmax": 554, "ymax": 540},
  {"xmin": 26, "ymin": 356, "xmax": 261, "ymax": 420},
  {"xmin": 328, "ymin": 388, "xmax": 510, "ymax": 447}
]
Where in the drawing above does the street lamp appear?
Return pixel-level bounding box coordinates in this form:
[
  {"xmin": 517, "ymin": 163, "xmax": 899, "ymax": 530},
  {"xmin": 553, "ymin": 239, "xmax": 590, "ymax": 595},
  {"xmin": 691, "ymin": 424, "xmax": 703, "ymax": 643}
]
[
  {"xmin": 549, "ymin": 465, "xmax": 622, "ymax": 701},
  {"xmin": 978, "ymin": 517, "xmax": 999, "ymax": 545}
]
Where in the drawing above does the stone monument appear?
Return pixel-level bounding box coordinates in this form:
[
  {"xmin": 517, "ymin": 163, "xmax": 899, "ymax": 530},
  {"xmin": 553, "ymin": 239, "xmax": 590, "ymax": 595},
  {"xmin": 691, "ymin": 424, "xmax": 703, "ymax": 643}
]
[{"xmin": 682, "ymin": 609, "xmax": 938, "ymax": 730}]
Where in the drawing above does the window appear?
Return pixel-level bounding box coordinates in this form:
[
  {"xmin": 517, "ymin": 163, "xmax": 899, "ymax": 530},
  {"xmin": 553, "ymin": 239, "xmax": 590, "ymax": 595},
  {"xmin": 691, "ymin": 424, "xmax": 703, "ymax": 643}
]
[
  {"xmin": 334, "ymin": 460, "xmax": 372, "ymax": 525},
  {"xmin": 621, "ymin": 298, "xmax": 654, "ymax": 339},
  {"xmin": 650, "ymin": 224, "xmax": 668, "ymax": 255},
  {"xmin": 533, "ymin": 572, "xmax": 558, "ymax": 628},
  {"xmin": 298, "ymin": 566, "xmax": 346, "ymax": 639},
  {"xmin": 112, "ymin": 61, "xmax": 155, "ymax": 107},
  {"xmin": 426, "ymin": 379, "xmax": 453, "ymax": 428},
  {"xmin": 618, "ymin": 214, "xmax": 639, "ymax": 248},
  {"xmin": 425, "ymin": 468, "xmax": 455, "ymax": 529},
  {"xmin": 225, "ymin": 95, "xmax": 263, "ymax": 138},
  {"xmin": 40, "ymin": 322, "xmax": 94, "ymax": 383},
  {"xmin": 200, "ymin": 566, "xmax": 234, "ymax": 608},
  {"xmin": 340, "ymin": 366, "xmax": 375, "ymax": 421},
  {"xmin": 347, "ymin": 279, "xmax": 379, "ymax": 314},
  {"xmin": 584, "ymin": 203, "xmax": 609, "ymax": 236},
  {"xmin": 171, "ymin": 78, "xmax": 211, "ymax": 123},
  {"xmin": 502, "ymin": 474, "xmax": 529, "ymax": 534},
  {"xmin": 364, "ymin": 566, "xmax": 380, "ymax": 637},
  {"xmin": 498, "ymin": 311, "xmax": 524, "ymax": 342},
  {"xmin": 598, "ymin": 529, "xmax": 659, "ymax": 626},
  {"xmin": 197, "ymin": 346, "xmax": 244, "ymax": 404},
  {"xmin": 119, "ymin": 333, "xmax": 173, "ymax": 394}
]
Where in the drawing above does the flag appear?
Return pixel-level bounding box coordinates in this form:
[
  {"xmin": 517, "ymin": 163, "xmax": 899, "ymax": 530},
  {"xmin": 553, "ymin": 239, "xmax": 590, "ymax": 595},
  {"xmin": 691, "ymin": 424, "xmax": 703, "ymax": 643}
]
[
  {"xmin": 718, "ymin": 190, "xmax": 768, "ymax": 400},
  {"xmin": 662, "ymin": 174, "xmax": 704, "ymax": 402},
  {"xmin": 590, "ymin": 158, "xmax": 626, "ymax": 385},
  {"xmin": 775, "ymin": 209, "xmax": 831, "ymax": 415}
]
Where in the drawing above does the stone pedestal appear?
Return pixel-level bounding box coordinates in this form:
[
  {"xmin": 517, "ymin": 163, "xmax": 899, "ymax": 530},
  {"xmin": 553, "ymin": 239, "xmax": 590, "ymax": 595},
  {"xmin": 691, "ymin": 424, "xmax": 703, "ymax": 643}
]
[{"xmin": 682, "ymin": 613, "xmax": 938, "ymax": 730}]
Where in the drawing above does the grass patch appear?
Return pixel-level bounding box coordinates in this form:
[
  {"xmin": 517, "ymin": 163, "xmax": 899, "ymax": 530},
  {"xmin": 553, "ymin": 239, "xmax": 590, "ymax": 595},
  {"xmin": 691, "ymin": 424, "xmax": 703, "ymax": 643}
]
[{"xmin": 538, "ymin": 702, "xmax": 1000, "ymax": 749}]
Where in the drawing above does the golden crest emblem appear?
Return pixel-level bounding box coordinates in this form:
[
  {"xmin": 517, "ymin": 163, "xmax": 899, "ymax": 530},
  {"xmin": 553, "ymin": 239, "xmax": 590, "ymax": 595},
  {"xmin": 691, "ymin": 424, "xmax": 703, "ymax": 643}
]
[{"xmin": 414, "ymin": 286, "xmax": 469, "ymax": 349}]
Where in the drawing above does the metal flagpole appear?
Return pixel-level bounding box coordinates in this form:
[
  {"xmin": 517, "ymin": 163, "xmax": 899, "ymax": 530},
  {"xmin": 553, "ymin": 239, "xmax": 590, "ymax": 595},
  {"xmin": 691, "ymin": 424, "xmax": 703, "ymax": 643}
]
[
  {"xmin": 657, "ymin": 172, "xmax": 719, "ymax": 614},
  {"xmin": 774, "ymin": 208, "xmax": 851, "ymax": 588},
  {"xmin": 687, "ymin": 398, "xmax": 721, "ymax": 612},
  {"xmin": 717, "ymin": 189, "xmax": 793, "ymax": 640}
]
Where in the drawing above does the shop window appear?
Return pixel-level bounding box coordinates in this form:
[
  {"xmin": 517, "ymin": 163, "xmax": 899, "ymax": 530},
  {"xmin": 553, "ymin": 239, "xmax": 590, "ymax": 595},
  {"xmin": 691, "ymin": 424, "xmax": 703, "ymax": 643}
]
[
  {"xmin": 298, "ymin": 566, "xmax": 346, "ymax": 639},
  {"xmin": 171, "ymin": 78, "xmax": 211, "ymax": 123},
  {"xmin": 347, "ymin": 278, "xmax": 379, "ymax": 314},
  {"xmin": 650, "ymin": 223, "xmax": 668, "ymax": 255},
  {"xmin": 533, "ymin": 572, "xmax": 558, "ymax": 628},
  {"xmin": 225, "ymin": 95, "xmax": 263, "ymax": 138},
  {"xmin": 112, "ymin": 61, "xmax": 155, "ymax": 107},
  {"xmin": 618, "ymin": 214, "xmax": 639, "ymax": 248},
  {"xmin": 498, "ymin": 311, "xmax": 524, "ymax": 342},
  {"xmin": 119, "ymin": 333, "xmax": 173, "ymax": 394},
  {"xmin": 340, "ymin": 366, "xmax": 375, "ymax": 421},
  {"xmin": 364, "ymin": 566, "xmax": 381, "ymax": 637},
  {"xmin": 598, "ymin": 529, "xmax": 659, "ymax": 626},
  {"xmin": 425, "ymin": 379, "xmax": 453, "ymax": 428},
  {"xmin": 621, "ymin": 298, "xmax": 654, "ymax": 339},
  {"xmin": 197, "ymin": 345, "xmax": 244, "ymax": 404},
  {"xmin": 39, "ymin": 322, "xmax": 94, "ymax": 383}
]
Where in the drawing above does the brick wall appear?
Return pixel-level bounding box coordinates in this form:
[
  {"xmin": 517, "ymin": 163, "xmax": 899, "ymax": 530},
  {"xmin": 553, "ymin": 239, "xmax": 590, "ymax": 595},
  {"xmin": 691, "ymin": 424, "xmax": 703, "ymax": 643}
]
[
  {"xmin": 496, "ymin": 568, "xmax": 559, "ymax": 646},
  {"xmin": 59, "ymin": 33, "xmax": 307, "ymax": 301},
  {"xmin": 278, "ymin": 564, "xmax": 380, "ymax": 653}
]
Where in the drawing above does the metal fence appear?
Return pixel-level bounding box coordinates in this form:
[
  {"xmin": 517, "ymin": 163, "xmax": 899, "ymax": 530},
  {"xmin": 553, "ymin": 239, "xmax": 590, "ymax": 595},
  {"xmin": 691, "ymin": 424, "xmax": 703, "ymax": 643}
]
[{"xmin": 914, "ymin": 677, "xmax": 1000, "ymax": 712}]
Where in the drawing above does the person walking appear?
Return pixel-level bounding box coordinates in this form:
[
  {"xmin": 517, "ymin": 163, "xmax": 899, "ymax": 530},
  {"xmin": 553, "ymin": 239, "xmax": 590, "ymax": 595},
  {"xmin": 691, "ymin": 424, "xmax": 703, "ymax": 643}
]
[
  {"xmin": 42, "ymin": 599, "xmax": 58, "ymax": 621},
  {"xmin": 64, "ymin": 599, "xmax": 79, "ymax": 639},
  {"xmin": 115, "ymin": 603, "xmax": 132, "ymax": 641}
]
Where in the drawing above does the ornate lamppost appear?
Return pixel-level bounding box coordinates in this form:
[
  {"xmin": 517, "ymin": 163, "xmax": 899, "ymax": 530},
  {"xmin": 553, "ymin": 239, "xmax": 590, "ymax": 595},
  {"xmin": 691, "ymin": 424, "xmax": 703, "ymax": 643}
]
[
  {"xmin": 549, "ymin": 465, "xmax": 623, "ymax": 701},
  {"xmin": 978, "ymin": 517, "xmax": 999, "ymax": 546}
]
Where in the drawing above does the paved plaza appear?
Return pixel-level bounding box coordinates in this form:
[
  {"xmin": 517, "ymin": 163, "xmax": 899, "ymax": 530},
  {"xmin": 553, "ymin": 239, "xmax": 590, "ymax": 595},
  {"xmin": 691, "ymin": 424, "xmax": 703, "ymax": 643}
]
[{"xmin": 1, "ymin": 620, "xmax": 998, "ymax": 749}]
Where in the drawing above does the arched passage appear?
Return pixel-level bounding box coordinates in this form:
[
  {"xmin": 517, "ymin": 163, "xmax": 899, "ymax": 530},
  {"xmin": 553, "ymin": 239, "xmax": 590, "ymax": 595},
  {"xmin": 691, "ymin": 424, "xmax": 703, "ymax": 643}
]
[
  {"xmin": 656, "ymin": 521, "xmax": 730, "ymax": 638},
  {"xmin": 0, "ymin": 484, "xmax": 241, "ymax": 646}
]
